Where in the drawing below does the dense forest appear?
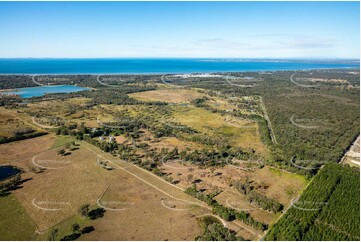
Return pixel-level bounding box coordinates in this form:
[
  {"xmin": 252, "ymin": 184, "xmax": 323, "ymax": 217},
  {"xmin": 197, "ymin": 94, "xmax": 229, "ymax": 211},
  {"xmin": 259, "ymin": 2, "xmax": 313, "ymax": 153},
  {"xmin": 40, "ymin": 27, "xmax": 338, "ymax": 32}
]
[
  {"xmin": 196, "ymin": 223, "xmax": 239, "ymax": 241},
  {"xmin": 171, "ymin": 70, "xmax": 360, "ymax": 176},
  {"xmin": 264, "ymin": 163, "xmax": 360, "ymax": 241},
  {"xmin": 195, "ymin": 216, "xmax": 241, "ymax": 241},
  {"xmin": 0, "ymin": 74, "xmax": 161, "ymax": 89}
]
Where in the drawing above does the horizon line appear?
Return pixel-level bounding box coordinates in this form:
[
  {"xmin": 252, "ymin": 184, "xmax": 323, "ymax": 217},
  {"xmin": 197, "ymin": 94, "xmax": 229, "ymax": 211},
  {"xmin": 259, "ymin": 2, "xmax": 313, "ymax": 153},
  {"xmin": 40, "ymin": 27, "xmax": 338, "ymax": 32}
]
[{"xmin": 0, "ymin": 57, "xmax": 359, "ymax": 60}]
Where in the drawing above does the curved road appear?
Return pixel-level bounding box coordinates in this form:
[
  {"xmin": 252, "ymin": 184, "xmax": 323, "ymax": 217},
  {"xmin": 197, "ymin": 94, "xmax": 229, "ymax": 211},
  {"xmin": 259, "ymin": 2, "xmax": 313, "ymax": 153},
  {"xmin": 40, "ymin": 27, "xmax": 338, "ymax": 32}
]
[{"xmin": 290, "ymin": 73, "xmax": 320, "ymax": 88}]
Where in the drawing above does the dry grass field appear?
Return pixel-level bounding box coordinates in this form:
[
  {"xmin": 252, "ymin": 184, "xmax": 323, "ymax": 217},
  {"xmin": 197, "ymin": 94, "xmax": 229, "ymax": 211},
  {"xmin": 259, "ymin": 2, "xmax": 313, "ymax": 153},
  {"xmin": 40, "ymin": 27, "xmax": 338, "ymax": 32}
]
[
  {"xmin": 172, "ymin": 106, "xmax": 267, "ymax": 156},
  {"xmin": 296, "ymin": 77, "xmax": 349, "ymax": 84},
  {"xmin": 129, "ymin": 88, "xmax": 205, "ymax": 103},
  {"xmin": 0, "ymin": 112, "xmax": 31, "ymax": 137},
  {"xmin": 142, "ymin": 136, "xmax": 205, "ymax": 152},
  {"xmin": 0, "ymin": 135, "xmax": 55, "ymax": 165},
  {"xmin": 81, "ymin": 192, "xmax": 204, "ymax": 240},
  {"xmin": 1, "ymin": 134, "xmax": 226, "ymax": 240},
  {"xmin": 159, "ymin": 162, "xmax": 307, "ymax": 240},
  {"xmin": 205, "ymin": 98, "xmax": 234, "ymax": 111},
  {"xmin": 160, "ymin": 162, "xmax": 247, "ymax": 193},
  {"xmin": 4, "ymin": 139, "xmax": 107, "ymax": 231},
  {"xmin": 250, "ymin": 166, "xmax": 308, "ymax": 205},
  {"xmin": 0, "ymin": 107, "xmax": 44, "ymax": 138}
]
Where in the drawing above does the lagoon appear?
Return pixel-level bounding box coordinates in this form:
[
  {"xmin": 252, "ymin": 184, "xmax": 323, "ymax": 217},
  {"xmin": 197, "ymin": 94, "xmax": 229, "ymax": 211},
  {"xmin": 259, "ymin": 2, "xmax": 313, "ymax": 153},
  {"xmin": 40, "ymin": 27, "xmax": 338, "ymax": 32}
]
[
  {"xmin": 0, "ymin": 166, "xmax": 21, "ymax": 181},
  {"xmin": 3, "ymin": 85, "xmax": 90, "ymax": 98}
]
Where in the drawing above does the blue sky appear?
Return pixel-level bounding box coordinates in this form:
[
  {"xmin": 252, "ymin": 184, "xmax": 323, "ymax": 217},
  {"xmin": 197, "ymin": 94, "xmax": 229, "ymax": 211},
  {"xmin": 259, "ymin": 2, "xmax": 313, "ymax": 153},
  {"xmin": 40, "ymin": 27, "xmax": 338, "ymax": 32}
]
[{"xmin": 0, "ymin": 1, "xmax": 359, "ymax": 58}]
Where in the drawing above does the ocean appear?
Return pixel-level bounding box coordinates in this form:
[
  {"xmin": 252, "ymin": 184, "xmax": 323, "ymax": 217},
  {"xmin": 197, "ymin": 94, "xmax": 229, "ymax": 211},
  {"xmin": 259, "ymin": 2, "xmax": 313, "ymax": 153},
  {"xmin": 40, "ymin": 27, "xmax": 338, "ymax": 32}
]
[{"xmin": 0, "ymin": 58, "xmax": 359, "ymax": 74}]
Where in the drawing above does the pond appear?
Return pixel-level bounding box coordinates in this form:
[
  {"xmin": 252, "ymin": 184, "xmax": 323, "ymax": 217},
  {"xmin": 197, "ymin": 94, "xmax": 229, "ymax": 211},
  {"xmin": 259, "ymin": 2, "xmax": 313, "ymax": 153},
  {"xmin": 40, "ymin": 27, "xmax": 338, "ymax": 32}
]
[
  {"xmin": 0, "ymin": 166, "xmax": 21, "ymax": 181},
  {"xmin": 2, "ymin": 85, "xmax": 90, "ymax": 98}
]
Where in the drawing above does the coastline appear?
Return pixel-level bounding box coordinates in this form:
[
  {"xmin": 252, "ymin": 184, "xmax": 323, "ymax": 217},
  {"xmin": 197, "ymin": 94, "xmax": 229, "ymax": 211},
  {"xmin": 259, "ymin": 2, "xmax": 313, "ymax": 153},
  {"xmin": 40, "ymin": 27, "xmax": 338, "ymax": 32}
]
[
  {"xmin": 0, "ymin": 58, "xmax": 358, "ymax": 75},
  {"xmin": 0, "ymin": 67, "xmax": 359, "ymax": 76}
]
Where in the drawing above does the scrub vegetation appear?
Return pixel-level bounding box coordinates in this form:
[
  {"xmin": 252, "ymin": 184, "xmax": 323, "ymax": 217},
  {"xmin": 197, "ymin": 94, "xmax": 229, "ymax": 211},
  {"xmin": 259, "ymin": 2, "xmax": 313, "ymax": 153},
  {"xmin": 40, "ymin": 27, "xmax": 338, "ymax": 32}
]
[{"xmin": 0, "ymin": 69, "xmax": 359, "ymax": 241}]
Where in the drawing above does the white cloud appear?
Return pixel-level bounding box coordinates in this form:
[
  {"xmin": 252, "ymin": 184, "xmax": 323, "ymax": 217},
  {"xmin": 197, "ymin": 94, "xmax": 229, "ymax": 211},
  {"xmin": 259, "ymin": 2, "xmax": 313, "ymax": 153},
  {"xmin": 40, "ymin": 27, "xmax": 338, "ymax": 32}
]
[
  {"xmin": 279, "ymin": 36, "xmax": 336, "ymax": 49},
  {"xmin": 136, "ymin": 35, "xmax": 338, "ymax": 57}
]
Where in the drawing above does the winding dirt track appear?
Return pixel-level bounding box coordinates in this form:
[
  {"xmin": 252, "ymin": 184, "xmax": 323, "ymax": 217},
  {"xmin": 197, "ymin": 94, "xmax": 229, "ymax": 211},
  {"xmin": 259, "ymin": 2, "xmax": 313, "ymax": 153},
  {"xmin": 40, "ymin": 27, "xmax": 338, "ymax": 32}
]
[
  {"xmin": 81, "ymin": 141, "xmax": 209, "ymax": 209},
  {"xmin": 79, "ymin": 141, "xmax": 260, "ymax": 236},
  {"xmin": 31, "ymin": 75, "xmax": 44, "ymax": 86},
  {"xmin": 290, "ymin": 73, "xmax": 320, "ymax": 88}
]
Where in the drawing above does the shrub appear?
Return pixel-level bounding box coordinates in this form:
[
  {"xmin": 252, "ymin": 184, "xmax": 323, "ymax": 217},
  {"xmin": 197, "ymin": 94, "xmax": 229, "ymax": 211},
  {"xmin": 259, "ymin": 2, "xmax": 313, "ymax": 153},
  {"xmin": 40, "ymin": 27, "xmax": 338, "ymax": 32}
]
[
  {"xmin": 81, "ymin": 226, "xmax": 95, "ymax": 234},
  {"xmin": 87, "ymin": 208, "xmax": 106, "ymax": 220}
]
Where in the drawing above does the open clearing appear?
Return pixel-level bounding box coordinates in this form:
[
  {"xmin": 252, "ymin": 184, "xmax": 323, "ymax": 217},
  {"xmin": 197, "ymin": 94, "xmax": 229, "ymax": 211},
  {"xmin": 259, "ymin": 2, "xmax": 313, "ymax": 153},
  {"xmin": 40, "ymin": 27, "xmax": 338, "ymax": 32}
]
[
  {"xmin": 160, "ymin": 161, "xmax": 307, "ymax": 240},
  {"xmin": 342, "ymin": 135, "xmax": 360, "ymax": 167},
  {"xmin": 0, "ymin": 194, "xmax": 37, "ymax": 240},
  {"xmin": 0, "ymin": 112, "xmax": 35, "ymax": 138},
  {"xmin": 172, "ymin": 106, "xmax": 267, "ymax": 156},
  {"xmin": 129, "ymin": 88, "xmax": 205, "ymax": 103},
  {"xmin": 0, "ymin": 135, "xmax": 230, "ymax": 240},
  {"xmin": 0, "ymin": 135, "xmax": 54, "ymax": 165},
  {"xmin": 250, "ymin": 166, "xmax": 308, "ymax": 206}
]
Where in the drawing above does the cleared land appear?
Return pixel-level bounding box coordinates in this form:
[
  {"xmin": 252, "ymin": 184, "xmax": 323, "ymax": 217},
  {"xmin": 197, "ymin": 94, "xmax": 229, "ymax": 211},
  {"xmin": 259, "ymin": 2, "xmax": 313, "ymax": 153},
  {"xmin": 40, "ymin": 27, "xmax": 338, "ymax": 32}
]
[
  {"xmin": 0, "ymin": 135, "xmax": 231, "ymax": 240},
  {"xmin": 172, "ymin": 106, "xmax": 266, "ymax": 156},
  {"xmin": 341, "ymin": 135, "xmax": 360, "ymax": 167},
  {"xmin": 250, "ymin": 166, "xmax": 307, "ymax": 206},
  {"xmin": 0, "ymin": 194, "xmax": 37, "ymax": 240},
  {"xmin": 129, "ymin": 88, "xmax": 205, "ymax": 103},
  {"xmin": 0, "ymin": 112, "xmax": 34, "ymax": 138}
]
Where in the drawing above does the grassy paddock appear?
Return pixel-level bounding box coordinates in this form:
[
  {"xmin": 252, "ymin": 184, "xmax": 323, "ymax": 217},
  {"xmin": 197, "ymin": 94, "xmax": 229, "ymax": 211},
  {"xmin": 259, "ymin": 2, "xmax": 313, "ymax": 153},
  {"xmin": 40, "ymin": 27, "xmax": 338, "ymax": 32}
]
[{"xmin": 0, "ymin": 194, "xmax": 37, "ymax": 240}]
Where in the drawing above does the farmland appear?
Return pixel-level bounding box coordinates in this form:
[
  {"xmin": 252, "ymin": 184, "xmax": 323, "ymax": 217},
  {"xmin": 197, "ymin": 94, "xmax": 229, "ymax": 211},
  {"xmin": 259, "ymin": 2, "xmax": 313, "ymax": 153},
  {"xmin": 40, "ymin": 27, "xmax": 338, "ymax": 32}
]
[{"xmin": 0, "ymin": 135, "xmax": 209, "ymax": 240}]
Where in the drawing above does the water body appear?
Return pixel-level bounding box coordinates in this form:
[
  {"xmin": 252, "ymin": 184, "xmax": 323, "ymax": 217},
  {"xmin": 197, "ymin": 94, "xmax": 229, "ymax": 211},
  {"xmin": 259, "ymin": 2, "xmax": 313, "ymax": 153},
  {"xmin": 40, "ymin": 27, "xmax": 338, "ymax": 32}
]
[
  {"xmin": 3, "ymin": 85, "xmax": 90, "ymax": 98},
  {"xmin": 0, "ymin": 58, "xmax": 358, "ymax": 74},
  {"xmin": 0, "ymin": 166, "xmax": 21, "ymax": 181}
]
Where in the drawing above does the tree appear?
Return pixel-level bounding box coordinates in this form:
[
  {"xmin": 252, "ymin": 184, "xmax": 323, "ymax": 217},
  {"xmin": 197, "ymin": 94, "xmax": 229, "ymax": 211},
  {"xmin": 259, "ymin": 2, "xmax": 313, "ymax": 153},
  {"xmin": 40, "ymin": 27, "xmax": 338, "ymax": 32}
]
[
  {"xmin": 87, "ymin": 208, "xmax": 106, "ymax": 220},
  {"xmin": 58, "ymin": 149, "xmax": 65, "ymax": 156},
  {"xmin": 0, "ymin": 173, "xmax": 21, "ymax": 191},
  {"xmin": 81, "ymin": 226, "xmax": 95, "ymax": 234},
  {"xmin": 48, "ymin": 228, "xmax": 58, "ymax": 241},
  {"xmin": 71, "ymin": 223, "xmax": 80, "ymax": 233},
  {"xmin": 78, "ymin": 204, "xmax": 90, "ymax": 217}
]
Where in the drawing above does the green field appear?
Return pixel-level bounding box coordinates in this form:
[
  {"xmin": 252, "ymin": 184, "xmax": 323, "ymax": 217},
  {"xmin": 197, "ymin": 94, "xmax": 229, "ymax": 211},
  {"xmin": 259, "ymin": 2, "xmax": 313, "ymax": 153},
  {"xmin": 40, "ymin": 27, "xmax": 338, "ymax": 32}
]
[{"xmin": 0, "ymin": 194, "xmax": 37, "ymax": 240}]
